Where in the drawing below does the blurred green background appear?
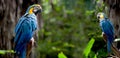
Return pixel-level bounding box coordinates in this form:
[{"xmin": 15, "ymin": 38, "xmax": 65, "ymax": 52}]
[{"xmin": 36, "ymin": 0, "xmax": 107, "ymax": 58}]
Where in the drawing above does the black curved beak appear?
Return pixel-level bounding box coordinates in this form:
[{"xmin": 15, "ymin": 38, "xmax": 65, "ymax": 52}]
[
  {"xmin": 97, "ymin": 16, "xmax": 100, "ymax": 19},
  {"xmin": 34, "ymin": 5, "xmax": 42, "ymax": 15},
  {"xmin": 34, "ymin": 9, "xmax": 42, "ymax": 15},
  {"xmin": 97, "ymin": 14, "xmax": 100, "ymax": 19}
]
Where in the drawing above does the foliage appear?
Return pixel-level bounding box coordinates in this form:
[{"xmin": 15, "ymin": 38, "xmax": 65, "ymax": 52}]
[
  {"xmin": 0, "ymin": 50, "xmax": 15, "ymax": 55},
  {"xmin": 58, "ymin": 52, "xmax": 67, "ymax": 58},
  {"xmin": 37, "ymin": 0, "xmax": 107, "ymax": 58},
  {"xmin": 83, "ymin": 38, "xmax": 95, "ymax": 58},
  {"xmin": 94, "ymin": 54, "xmax": 97, "ymax": 58}
]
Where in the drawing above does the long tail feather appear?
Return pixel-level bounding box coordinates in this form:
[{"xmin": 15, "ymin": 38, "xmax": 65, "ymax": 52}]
[{"xmin": 107, "ymin": 36, "xmax": 114, "ymax": 53}]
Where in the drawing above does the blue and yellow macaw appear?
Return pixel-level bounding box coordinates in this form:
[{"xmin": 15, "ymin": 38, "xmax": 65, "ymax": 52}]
[
  {"xmin": 14, "ymin": 4, "xmax": 42, "ymax": 58},
  {"xmin": 97, "ymin": 12, "xmax": 114, "ymax": 54}
]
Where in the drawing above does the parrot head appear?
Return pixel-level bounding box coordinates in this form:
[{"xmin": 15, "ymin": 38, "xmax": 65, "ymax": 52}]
[
  {"xmin": 26, "ymin": 4, "xmax": 42, "ymax": 15},
  {"xmin": 97, "ymin": 12, "xmax": 107, "ymax": 20}
]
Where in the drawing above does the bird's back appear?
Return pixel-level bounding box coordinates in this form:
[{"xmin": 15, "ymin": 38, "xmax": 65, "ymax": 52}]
[
  {"xmin": 14, "ymin": 14, "xmax": 37, "ymax": 54},
  {"xmin": 100, "ymin": 19, "xmax": 114, "ymax": 36}
]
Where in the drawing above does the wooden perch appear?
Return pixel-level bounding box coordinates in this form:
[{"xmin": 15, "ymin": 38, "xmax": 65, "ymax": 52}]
[
  {"xmin": 26, "ymin": 37, "xmax": 35, "ymax": 58},
  {"xmin": 103, "ymin": 34, "xmax": 120, "ymax": 57}
]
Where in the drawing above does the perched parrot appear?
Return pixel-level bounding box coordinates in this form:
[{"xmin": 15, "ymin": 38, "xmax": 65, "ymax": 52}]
[
  {"xmin": 14, "ymin": 4, "xmax": 42, "ymax": 58},
  {"xmin": 97, "ymin": 12, "xmax": 114, "ymax": 54}
]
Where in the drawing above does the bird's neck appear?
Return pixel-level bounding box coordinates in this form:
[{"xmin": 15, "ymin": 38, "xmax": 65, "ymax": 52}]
[
  {"xmin": 23, "ymin": 13, "xmax": 36, "ymax": 20},
  {"xmin": 99, "ymin": 18, "xmax": 105, "ymax": 22},
  {"xmin": 100, "ymin": 18, "xmax": 104, "ymax": 20}
]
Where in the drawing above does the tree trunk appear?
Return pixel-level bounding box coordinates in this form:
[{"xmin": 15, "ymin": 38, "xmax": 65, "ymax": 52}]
[
  {"xmin": 104, "ymin": 0, "xmax": 120, "ymax": 38},
  {"xmin": 104, "ymin": 0, "xmax": 120, "ymax": 52},
  {"xmin": 0, "ymin": 0, "xmax": 42, "ymax": 58}
]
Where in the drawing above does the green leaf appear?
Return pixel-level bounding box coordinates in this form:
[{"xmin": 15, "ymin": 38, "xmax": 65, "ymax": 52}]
[
  {"xmin": 83, "ymin": 38, "xmax": 95, "ymax": 58},
  {"xmin": 58, "ymin": 52, "xmax": 67, "ymax": 58},
  {"xmin": 0, "ymin": 50, "xmax": 15, "ymax": 55},
  {"xmin": 0, "ymin": 50, "xmax": 6, "ymax": 55},
  {"xmin": 94, "ymin": 54, "xmax": 97, "ymax": 58}
]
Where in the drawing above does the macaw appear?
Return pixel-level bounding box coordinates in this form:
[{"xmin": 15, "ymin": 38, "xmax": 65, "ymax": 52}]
[
  {"xmin": 14, "ymin": 4, "xmax": 42, "ymax": 58},
  {"xmin": 97, "ymin": 12, "xmax": 114, "ymax": 54}
]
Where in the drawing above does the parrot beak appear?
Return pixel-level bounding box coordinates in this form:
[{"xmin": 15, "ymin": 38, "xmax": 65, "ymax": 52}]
[
  {"xmin": 97, "ymin": 14, "xmax": 100, "ymax": 19},
  {"xmin": 97, "ymin": 16, "xmax": 100, "ymax": 19},
  {"xmin": 37, "ymin": 7, "xmax": 42, "ymax": 13},
  {"xmin": 34, "ymin": 9, "xmax": 42, "ymax": 15},
  {"xmin": 97, "ymin": 12, "xmax": 104, "ymax": 20},
  {"xmin": 97, "ymin": 13, "xmax": 102, "ymax": 19},
  {"xmin": 33, "ymin": 5, "xmax": 42, "ymax": 15}
]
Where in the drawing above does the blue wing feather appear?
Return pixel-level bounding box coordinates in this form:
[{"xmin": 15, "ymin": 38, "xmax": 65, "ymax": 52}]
[
  {"xmin": 14, "ymin": 18, "xmax": 33, "ymax": 52},
  {"xmin": 100, "ymin": 19, "xmax": 114, "ymax": 36},
  {"xmin": 14, "ymin": 16, "xmax": 25, "ymax": 43},
  {"xmin": 15, "ymin": 16, "xmax": 25, "ymax": 33},
  {"xmin": 14, "ymin": 14, "xmax": 37, "ymax": 58},
  {"xmin": 100, "ymin": 18, "xmax": 114, "ymax": 53}
]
